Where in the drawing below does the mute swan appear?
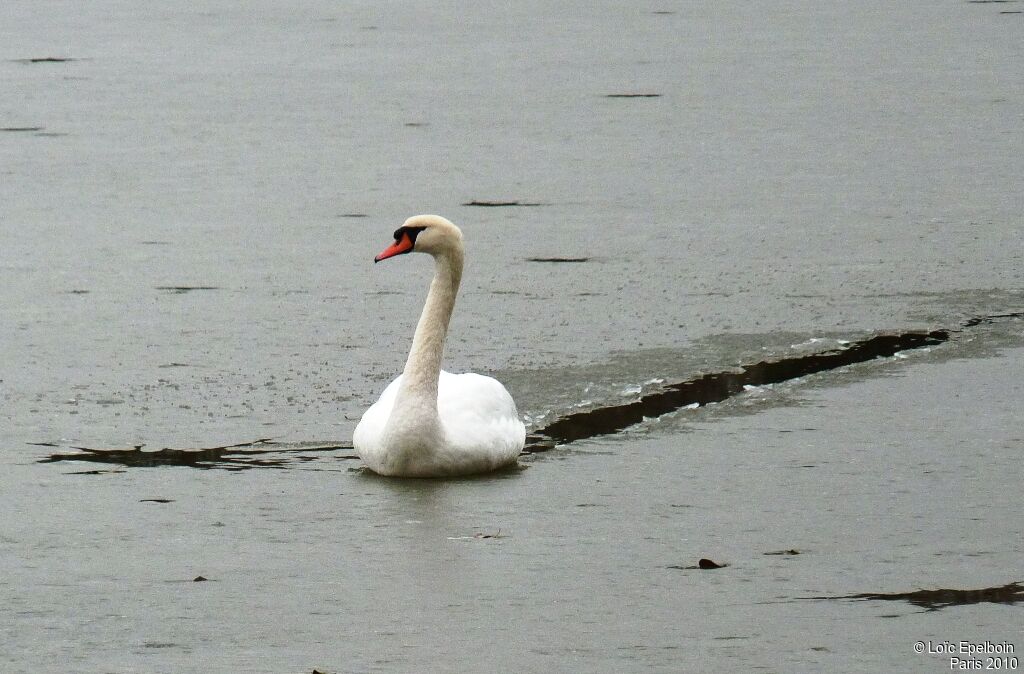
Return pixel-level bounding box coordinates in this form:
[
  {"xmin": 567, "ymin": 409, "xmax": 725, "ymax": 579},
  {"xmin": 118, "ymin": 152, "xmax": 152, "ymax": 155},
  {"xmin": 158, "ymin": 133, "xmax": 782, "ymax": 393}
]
[{"xmin": 353, "ymin": 215, "xmax": 526, "ymax": 477}]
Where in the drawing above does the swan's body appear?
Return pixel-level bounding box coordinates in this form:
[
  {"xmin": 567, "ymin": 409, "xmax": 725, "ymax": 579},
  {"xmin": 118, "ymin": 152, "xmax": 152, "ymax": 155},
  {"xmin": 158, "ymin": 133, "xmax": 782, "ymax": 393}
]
[{"xmin": 353, "ymin": 215, "xmax": 525, "ymax": 477}]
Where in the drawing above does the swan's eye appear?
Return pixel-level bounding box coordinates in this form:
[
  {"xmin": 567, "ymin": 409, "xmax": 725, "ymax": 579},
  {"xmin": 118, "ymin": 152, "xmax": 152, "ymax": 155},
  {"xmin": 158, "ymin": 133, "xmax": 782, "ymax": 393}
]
[{"xmin": 394, "ymin": 226, "xmax": 427, "ymax": 243}]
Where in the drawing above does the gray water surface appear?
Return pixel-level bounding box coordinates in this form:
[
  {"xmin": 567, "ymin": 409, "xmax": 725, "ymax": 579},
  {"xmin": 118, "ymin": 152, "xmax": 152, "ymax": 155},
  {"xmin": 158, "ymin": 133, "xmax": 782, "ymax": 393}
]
[{"xmin": 2, "ymin": 2, "xmax": 1022, "ymax": 672}]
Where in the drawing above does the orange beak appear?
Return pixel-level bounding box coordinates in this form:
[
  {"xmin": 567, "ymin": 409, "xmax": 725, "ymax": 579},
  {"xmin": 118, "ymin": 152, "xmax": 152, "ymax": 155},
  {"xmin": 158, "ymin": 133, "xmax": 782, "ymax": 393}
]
[{"xmin": 374, "ymin": 232, "xmax": 414, "ymax": 263}]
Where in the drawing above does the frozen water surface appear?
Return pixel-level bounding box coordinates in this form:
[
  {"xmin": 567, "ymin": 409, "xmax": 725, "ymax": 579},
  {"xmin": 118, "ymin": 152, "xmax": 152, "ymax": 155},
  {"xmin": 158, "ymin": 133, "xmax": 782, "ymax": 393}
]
[{"xmin": 2, "ymin": 1, "xmax": 1022, "ymax": 672}]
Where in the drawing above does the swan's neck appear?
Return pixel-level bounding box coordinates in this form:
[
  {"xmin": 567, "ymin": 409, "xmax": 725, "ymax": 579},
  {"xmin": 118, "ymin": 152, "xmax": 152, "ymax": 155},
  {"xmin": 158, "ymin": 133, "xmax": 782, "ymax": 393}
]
[{"xmin": 395, "ymin": 247, "xmax": 464, "ymax": 409}]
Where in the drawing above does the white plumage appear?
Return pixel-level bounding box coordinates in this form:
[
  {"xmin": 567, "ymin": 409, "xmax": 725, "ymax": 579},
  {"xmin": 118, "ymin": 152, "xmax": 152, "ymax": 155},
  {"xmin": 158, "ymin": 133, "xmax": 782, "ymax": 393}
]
[
  {"xmin": 353, "ymin": 215, "xmax": 526, "ymax": 477},
  {"xmin": 354, "ymin": 371, "xmax": 525, "ymax": 477}
]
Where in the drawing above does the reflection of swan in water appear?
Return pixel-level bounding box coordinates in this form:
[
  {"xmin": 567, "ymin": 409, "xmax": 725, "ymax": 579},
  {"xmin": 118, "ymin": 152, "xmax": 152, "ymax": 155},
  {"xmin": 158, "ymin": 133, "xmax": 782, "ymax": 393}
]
[{"xmin": 353, "ymin": 215, "xmax": 526, "ymax": 477}]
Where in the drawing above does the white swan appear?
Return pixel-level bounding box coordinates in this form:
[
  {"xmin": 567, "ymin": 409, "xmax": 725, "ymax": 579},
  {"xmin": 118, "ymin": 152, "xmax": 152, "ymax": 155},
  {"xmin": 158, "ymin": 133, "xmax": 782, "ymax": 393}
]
[{"xmin": 353, "ymin": 215, "xmax": 526, "ymax": 477}]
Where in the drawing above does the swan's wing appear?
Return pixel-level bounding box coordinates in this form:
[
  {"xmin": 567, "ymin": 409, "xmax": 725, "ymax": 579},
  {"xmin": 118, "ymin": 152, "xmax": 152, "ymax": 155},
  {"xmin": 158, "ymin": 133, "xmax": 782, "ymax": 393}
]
[
  {"xmin": 438, "ymin": 371, "xmax": 519, "ymax": 421},
  {"xmin": 437, "ymin": 371, "xmax": 526, "ymax": 456}
]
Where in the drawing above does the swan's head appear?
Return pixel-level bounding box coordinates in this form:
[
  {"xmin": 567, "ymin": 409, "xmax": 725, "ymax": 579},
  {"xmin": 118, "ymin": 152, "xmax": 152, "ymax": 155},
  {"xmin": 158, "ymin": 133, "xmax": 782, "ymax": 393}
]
[{"xmin": 374, "ymin": 214, "xmax": 464, "ymax": 263}]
